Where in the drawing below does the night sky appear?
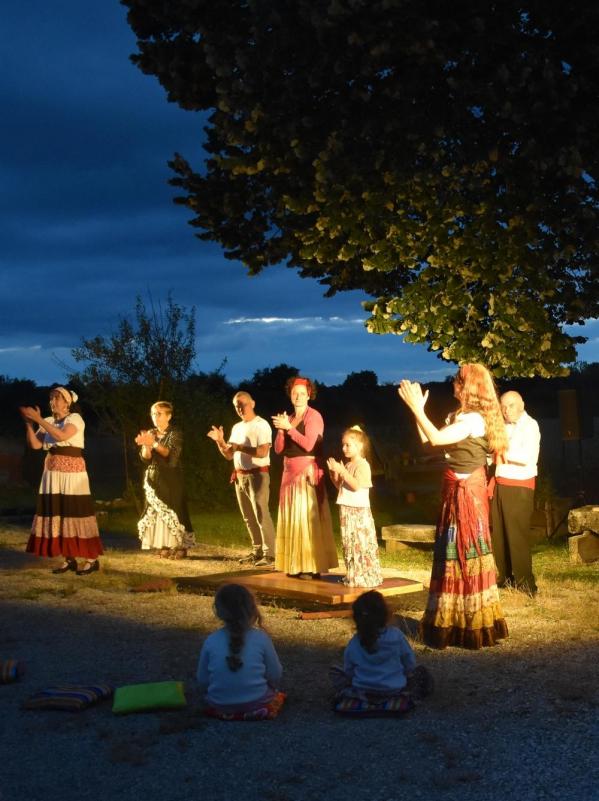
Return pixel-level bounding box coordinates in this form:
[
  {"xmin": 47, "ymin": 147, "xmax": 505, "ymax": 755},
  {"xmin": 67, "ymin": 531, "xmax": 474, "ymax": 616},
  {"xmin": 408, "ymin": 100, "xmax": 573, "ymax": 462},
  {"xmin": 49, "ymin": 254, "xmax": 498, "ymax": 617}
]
[{"xmin": 2, "ymin": 2, "xmax": 597, "ymax": 389}]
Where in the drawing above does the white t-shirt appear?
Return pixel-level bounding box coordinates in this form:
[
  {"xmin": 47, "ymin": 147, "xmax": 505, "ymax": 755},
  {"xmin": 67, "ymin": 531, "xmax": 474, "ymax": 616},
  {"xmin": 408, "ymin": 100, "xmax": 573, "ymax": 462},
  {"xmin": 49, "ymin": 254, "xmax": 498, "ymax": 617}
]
[
  {"xmin": 229, "ymin": 415, "xmax": 272, "ymax": 470},
  {"xmin": 40, "ymin": 413, "xmax": 85, "ymax": 449}
]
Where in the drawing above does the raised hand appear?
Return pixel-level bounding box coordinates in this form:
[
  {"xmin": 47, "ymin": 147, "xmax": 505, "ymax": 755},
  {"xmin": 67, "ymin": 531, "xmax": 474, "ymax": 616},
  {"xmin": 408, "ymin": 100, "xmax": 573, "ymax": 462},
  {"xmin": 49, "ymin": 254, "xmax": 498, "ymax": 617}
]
[
  {"xmin": 398, "ymin": 380, "xmax": 426, "ymax": 412},
  {"xmin": 206, "ymin": 425, "xmax": 225, "ymax": 444}
]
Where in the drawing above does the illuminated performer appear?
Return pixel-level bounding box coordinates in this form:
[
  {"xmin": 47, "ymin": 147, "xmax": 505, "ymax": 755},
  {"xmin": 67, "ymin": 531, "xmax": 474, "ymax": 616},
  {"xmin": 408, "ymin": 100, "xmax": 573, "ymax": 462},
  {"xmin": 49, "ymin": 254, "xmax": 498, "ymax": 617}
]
[
  {"xmin": 491, "ymin": 391, "xmax": 540, "ymax": 594},
  {"xmin": 135, "ymin": 401, "xmax": 196, "ymax": 559},
  {"xmin": 272, "ymin": 376, "xmax": 338, "ymax": 578},
  {"xmin": 327, "ymin": 426, "xmax": 383, "ymax": 588},
  {"xmin": 20, "ymin": 386, "xmax": 103, "ymax": 575},
  {"xmin": 207, "ymin": 391, "xmax": 276, "ymax": 566},
  {"xmin": 398, "ymin": 364, "xmax": 509, "ymax": 649}
]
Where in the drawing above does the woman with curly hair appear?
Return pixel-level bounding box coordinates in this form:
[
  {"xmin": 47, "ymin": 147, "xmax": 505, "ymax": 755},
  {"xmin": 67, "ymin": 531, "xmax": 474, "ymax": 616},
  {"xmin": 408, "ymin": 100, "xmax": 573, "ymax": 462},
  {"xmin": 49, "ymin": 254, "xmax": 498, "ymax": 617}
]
[
  {"xmin": 196, "ymin": 584, "xmax": 285, "ymax": 720},
  {"xmin": 272, "ymin": 376, "xmax": 338, "ymax": 579},
  {"xmin": 399, "ymin": 363, "xmax": 509, "ymax": 650}
]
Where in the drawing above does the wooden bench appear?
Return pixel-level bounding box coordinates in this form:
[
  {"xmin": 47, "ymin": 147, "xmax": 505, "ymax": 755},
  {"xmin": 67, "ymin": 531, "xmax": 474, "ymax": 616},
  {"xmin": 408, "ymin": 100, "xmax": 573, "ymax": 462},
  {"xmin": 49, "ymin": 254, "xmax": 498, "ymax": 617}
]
[
  {"xmin": 381, "ymin": 524, "xmax": 436, "ymax": 552},
  {"xmin": 568, "ymin": 505, "xmax": 599, "ymax": 564}
]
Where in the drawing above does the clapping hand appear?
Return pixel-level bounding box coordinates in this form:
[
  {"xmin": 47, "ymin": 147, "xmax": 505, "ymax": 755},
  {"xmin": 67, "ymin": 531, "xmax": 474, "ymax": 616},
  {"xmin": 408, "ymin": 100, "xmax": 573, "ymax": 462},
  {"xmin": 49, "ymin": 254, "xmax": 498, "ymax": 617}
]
[
  {"xmin": 327, "ymin": 457, "xmax": 343, "ymax": 474},
  {"xmin": 271, "ymin": 412, "xmax": 291, "ymax": 430},
  {"xmin": 19, "ymin": 405, "xmax": 42, "ymax": 424},
  {"xmin": 135, "ymin": 430, "xmax": 155, "ymax": 447},
  {"xmin": 206, "ymin": 425, "xmax": 225, "ymax": 445},
  {"xmin": 398, "ymin": 380, "xmax": 428, "ymax": 412}
]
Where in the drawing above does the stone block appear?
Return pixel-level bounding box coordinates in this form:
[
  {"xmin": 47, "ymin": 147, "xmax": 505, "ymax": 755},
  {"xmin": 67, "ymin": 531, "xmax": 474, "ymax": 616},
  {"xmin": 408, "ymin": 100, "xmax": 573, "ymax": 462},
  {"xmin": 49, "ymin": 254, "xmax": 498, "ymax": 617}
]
[
  {"xmin": 381, "ymin": 524, "xmax": 436, "ymax": 552},
  {"xmin": 567, "ymin": 505, "xmax": 599, "ymax": 535},
  {"xmin": 568, "ymin": 531, "xmax": 599, "ymax": 564}
]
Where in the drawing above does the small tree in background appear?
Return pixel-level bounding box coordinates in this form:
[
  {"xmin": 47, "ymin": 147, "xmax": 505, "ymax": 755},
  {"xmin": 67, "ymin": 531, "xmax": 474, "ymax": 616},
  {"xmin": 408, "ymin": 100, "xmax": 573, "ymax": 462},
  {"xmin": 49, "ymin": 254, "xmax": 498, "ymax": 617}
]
[{"xmin": 70, "ymin": 294, "xmax": 197, "ymax": 503}]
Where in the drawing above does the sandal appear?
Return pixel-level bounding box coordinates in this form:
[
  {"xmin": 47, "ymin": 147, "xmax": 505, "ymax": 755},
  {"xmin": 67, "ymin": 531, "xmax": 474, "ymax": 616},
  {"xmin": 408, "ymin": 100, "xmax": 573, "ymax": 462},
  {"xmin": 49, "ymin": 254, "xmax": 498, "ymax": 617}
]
[
  {"xmin": 169, "ymin": 548, "xmax": 188, "ymax": 560},
  {"xmin": 158, "ymin": 548, "xmax": 171, "ymax": 559}
]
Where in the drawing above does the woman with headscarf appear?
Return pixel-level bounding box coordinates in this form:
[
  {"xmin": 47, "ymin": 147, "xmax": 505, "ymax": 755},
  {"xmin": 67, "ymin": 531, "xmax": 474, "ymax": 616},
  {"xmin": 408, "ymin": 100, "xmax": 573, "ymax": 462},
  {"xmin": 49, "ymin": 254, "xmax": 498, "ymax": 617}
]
[
  {"xmin": 20, "ymin": 386, "xmax": 103, "ymax": 575},
  {"xmin": 272, "ymin": 376, "xmax": 338, "ymax": 578}
]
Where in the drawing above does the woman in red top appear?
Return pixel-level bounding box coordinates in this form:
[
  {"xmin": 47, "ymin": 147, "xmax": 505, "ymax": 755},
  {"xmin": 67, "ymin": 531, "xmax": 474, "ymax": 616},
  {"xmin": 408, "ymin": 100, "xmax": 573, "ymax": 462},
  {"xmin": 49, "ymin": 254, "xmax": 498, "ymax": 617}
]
[{"xmin": 272, "ymin": 377, "xmax": 338, "ymax": 578}]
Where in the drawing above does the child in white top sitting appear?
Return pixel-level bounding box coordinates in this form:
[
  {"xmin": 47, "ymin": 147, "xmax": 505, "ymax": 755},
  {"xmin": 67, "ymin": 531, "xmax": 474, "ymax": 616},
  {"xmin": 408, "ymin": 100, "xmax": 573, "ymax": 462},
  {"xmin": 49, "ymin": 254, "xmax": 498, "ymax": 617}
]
[
  {"xmin": 331, "ymin": 590, "xmax": 432, "ymax": 712},
  {"xmin": 196, "ymin": 583, "xmax": 285, "ymax": 719},
  {"xmin": 327, "ymin": 426, "xmax": 383, "ymax": 587}
]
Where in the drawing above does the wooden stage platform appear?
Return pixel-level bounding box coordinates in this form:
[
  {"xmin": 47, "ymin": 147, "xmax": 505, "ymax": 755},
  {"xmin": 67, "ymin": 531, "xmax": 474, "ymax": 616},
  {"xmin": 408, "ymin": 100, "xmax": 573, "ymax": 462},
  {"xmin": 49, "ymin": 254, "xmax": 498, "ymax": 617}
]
[{"xmin": 176, "ymin": 569, "xmax": 423, "ymax": 606}]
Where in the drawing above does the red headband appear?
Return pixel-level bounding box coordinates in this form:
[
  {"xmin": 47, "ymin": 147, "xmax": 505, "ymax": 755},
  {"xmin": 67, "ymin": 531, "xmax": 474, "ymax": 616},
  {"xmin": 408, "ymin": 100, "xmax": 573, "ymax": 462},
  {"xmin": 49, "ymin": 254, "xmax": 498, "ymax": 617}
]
[{"xmin": 291, "ymin": 378, "xmax": 310, "ymax": 388}]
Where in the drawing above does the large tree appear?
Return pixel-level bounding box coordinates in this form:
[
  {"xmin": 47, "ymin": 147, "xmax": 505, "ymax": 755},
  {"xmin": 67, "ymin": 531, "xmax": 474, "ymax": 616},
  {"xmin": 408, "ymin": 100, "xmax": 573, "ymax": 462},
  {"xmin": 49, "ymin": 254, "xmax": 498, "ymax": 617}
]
[{"xmin": 123, "ymin": 0, "xmax": 599, "ymax": 377}]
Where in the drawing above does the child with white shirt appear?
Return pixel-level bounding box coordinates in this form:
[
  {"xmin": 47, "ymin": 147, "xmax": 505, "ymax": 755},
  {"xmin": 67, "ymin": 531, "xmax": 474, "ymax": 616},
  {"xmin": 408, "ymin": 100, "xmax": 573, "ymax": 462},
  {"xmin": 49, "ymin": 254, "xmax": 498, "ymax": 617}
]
[
  {"xmin": 331, "ymin": 590, "xmax": 432, "ymax": 715},
  {"xmin": 196, "ymin": 583, "xmax": 285, "ymax": 720},
  {"xmin": 327, "ymin": 426, "xmax": 383, "ymax": 588}
]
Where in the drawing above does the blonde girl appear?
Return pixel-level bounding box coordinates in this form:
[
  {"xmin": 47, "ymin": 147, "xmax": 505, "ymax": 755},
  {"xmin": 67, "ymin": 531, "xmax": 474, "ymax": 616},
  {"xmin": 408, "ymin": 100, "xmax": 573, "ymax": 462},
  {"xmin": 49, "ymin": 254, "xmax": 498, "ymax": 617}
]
[{"xmin": 327, "ymin": 426, "xmax": 383, "ymax": 588}]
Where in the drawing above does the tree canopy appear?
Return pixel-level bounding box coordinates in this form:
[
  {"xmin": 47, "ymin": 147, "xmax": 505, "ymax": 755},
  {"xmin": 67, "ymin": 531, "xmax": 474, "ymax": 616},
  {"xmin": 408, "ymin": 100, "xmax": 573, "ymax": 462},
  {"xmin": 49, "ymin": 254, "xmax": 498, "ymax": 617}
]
[{"xmin": 123, "ymin": 0, "xmax": 599, "ymax": 377}]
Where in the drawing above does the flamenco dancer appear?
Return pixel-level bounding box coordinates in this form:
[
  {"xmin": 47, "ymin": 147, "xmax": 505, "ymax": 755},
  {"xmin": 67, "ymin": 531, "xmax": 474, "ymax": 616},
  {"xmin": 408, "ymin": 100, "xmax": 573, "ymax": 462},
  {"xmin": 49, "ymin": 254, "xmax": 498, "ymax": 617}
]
[{"xmin": 135, "ymin": 401, "xmax": 196, "ymax": 559}]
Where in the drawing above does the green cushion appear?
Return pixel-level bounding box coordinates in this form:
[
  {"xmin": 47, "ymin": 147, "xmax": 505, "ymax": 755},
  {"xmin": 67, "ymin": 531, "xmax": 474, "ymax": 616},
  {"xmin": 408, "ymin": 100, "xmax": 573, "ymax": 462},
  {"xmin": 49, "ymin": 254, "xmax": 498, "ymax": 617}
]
[{"xmin": 112, "ymin": 681, "xmax": 186, "ymax": 714}]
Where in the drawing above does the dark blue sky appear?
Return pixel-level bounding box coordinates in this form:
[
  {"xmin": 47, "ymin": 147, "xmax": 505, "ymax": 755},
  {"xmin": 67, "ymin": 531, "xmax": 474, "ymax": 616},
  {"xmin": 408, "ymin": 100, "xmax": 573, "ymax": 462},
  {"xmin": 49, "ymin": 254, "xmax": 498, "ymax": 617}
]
[{"xmin": 1, "ymin": 2, "xmax": 596, "ymax": 388}]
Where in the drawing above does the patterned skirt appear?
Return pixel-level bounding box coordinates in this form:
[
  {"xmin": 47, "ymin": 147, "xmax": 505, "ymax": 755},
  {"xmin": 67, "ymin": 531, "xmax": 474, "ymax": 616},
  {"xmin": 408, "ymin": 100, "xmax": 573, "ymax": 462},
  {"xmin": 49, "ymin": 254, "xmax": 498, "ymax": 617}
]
[
  {"xmin": 138, "ymin": 472, "xmax": 196, "ymax": 551},
  {"xmin": 274, "ymin": 456, "xmax": 338, "ymax": 575},
  {"xmin": 339, "ymin": 505, "xmax": 383, "ymax": 588},
  {"xmin": 26, "ymin": 454, "xmax": 103, "ymax": 559},
  {"xmin": 420, "ymin": 467, "xmax": 508, "ymax": 650}
]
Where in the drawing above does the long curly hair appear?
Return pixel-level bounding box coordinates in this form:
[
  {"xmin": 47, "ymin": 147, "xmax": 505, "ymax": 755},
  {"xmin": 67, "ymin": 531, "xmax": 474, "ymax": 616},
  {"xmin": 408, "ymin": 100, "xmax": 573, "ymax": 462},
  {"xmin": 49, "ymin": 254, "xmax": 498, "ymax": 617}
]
[
  {"xmin": 352, "ymin": 590, "xmax": 389, "ymax": 654},
  {"xmin": 213, "ymin": 584, "xmax": 262, "ymax": 672},
  {"xmin": 453, "ymin": 363, "xmax": 508, "ymax": 458}
]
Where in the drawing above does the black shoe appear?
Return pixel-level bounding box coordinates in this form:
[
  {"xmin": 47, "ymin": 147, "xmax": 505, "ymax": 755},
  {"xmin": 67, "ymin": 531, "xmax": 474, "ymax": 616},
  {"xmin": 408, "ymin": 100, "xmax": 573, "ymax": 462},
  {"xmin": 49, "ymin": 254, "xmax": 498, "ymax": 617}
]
[
  {"xmin": 255, "ymin": 556, "xmax": 275, "ymax": 568},
  {"xmin": 76, "ymin": 560, "xmax": 99, "ymax": 576},
  {"xmin": 239, "ymin": 552, "xmax": 262, "ymax": 565},
  {"xmin": 52, "ymin": 559, "xmax": 77, "ymax": 574}
]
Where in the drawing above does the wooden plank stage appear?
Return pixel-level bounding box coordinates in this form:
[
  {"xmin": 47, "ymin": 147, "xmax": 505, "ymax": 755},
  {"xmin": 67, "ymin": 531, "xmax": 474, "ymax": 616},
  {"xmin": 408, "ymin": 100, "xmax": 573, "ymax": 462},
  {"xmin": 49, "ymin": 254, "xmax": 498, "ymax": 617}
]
[{"xmin": 176, "ymin": 569, "xmax": 423, "ymax": 606}]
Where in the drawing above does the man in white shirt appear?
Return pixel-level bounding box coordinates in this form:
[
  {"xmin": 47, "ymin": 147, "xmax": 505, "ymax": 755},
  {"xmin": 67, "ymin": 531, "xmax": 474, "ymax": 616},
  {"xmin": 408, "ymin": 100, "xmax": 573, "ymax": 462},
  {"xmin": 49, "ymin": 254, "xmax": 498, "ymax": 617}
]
[
  {"xmin": 491, "ymin": 391, "xmax": 540, "ymax": 594},
  {"xmin": 207, "ymin": 391, "xmax": 276, "ymax": 566}
]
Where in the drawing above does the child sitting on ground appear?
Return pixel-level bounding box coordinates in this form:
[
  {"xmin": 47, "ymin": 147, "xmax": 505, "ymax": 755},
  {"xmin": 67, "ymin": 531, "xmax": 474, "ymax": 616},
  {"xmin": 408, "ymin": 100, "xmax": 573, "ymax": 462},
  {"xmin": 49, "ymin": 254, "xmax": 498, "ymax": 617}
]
[
  {"xmin": 196, "ymin": 583, "xmax": 285, "ymax": 720},
  {"xmin": 331, "ymin": 590, "xmax": 432, "ymax": 715},
  {"xmin": 327, "ymin": 425, "xmax": 383, "ymax": 588}
]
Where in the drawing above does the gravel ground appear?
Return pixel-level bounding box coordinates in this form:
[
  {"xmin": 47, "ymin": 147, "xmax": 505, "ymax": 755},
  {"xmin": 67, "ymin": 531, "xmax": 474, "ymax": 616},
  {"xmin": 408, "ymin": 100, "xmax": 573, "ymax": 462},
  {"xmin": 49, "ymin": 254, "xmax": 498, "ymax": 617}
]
[{"xmin": 1, "ymin": 526, "xmax": 597, "ymax": 801}]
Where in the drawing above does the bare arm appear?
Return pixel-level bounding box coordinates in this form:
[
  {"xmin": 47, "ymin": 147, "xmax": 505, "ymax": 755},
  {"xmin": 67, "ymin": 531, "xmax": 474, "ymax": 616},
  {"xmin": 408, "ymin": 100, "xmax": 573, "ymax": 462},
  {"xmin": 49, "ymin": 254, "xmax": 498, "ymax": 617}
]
[
  {"xmin": 398, "ymin": 381, "xmax": 470, "ymax": 446},
  {"xmin": 327, "ymin": 458, "xmax": 368, "ymax": 491},
  {"xmin": 20, "ymin": 406, "xmax": 77, "ymax": 443},
  {"xmin": 23, "ymin": 420, "xmax": 43, "ymax": 450},
  {"xmin": 207, "ymin": 425, "xmax": 235, "ymax": 461}
]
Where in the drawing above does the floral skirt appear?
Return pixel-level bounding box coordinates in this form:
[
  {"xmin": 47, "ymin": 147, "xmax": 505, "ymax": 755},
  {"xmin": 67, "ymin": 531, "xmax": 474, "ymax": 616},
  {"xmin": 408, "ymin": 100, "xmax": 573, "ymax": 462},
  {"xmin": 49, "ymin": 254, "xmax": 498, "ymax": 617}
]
[
  {"xmin": 339, "ymin": 505, "xmax": 383, "ymax": 588},
  {"xmin": 420, "ymin": 467, "xmax": 508, "ymax": 650},
  {"xmin": 26, "ymin": 454, "xmax": 103, "ymax": 559}
]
